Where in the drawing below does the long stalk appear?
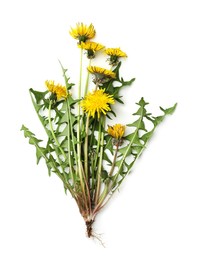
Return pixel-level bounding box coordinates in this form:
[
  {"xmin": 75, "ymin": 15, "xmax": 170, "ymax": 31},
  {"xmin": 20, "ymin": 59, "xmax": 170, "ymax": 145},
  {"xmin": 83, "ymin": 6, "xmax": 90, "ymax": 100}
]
[
  {"xmin": 94, "ymin": 116, "xmax": 105, "ymax": 205},
  {"xmin": 84, "ymin": 59, "xmax": 91, "ymax": 96},
  {"xmin": 76, "ymin": 48, "xmax": 85, "ymax": 192},
  {"xmin": 94, "ymin": 144, "xmax": 119, "ymax": 212},
  {"xmin": 67, "ymin": 100, "xmax": 78, "ymax": 172},
  {"xmin": 66, "ymin": 101, "xmax": 75, "ymax": 186},
  {"xmin": 90, "ymin": 119, "xmax": 97, "ymax": 197},
  {"xmin": 84, "ymin": 116, "xmax": 90, "ymax": 180},
  {"xmin": 48, "ymin": 101, "xmax": 66, "ymax": 160}
]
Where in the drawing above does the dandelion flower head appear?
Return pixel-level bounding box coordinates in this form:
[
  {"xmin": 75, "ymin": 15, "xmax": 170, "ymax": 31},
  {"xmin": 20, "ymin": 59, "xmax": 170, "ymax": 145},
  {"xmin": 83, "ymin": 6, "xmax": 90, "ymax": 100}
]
[
  {"xmin": 105, "ymin": 47, "xmax": 127, "ymax": 66},
  {"xmin": 81, "ymin": 89, "xmax": 115, "ymax": 118},
  {"xmin": 45, "ymin": 80, "xmax": 68, "ymax": 100},
  {"xmin": 70, "ymin": 23, "xmax": 96, "ymax": 43},
  {"xmin": 107, "ymin": 124, "xmax": 125, "ymax": 140},
  {"xmin": 79, "ymin": 41, "xmax": 104, "ymax": 59},
  {"xmin": 87, "ymin": 66, "xmax": 116, "ymax": 84}
]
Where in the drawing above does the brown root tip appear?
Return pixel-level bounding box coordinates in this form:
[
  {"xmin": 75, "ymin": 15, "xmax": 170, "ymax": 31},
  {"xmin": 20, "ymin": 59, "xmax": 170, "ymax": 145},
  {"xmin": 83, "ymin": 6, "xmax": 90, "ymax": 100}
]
[{"xmin": 86, "ymin": 220, "xmax": 94, "ymax": 238}]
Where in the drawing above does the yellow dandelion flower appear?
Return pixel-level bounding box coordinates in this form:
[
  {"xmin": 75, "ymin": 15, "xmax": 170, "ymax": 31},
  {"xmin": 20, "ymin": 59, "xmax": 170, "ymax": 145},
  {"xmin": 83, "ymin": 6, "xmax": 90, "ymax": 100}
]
[
  {"xmin": 78, "ymin": 41, "xmax": 104, "ymax": 59},
  {"xmin": 81, "ymin": 89, "xmax": 115, "ymax": 118},
  {"xmin": 105, "ymin": 48, "xmax": 127, "ymax": 57},
  {"xmin": 105, "ymin": 47, "xmax": 127, "ymax": 66},
  {"xmin": 69, "ymin": 23, "xmax": 96, "ymax": 43},
  {"xmin": 45, "ymin": 80, "xmax": 68, "ymax": 100},
  {"xmin": 88, "ymin": 66, "xmax": 116, "ymax": 78},
  {"xmin": 107, "ymin": 124, "xmax": 126, "ymax": 140},
  {"xmin": 79, "ymin": 41, "xmax": 104, "ymax": 51},
  {"xmin": 87, "ymin": 66, "xmax": 116, "ymax": 85}
]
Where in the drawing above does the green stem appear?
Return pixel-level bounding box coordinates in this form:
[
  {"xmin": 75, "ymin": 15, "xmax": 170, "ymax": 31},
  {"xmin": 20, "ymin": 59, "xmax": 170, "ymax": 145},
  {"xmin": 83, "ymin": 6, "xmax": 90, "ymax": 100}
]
[
  {"xmin": 67, "ymin": 100, "xmax": 78, "ymax": 171},
  {"xmin": 84, "ymin": 116, "xmax": 92, "ymax": 214},
  {"xmin": 93, "ymin": 118, "xmax": 101, "ymax": 172},
  {"xmin": 77, "ymin": 48, "xmax": 83, "ymax": 164},
  {"xmin": 66, "ymin": 101, "xmax": 75, "ymax": 186},
  {"xmin": 84, "ymin": 116, "xmax": 90, "ymax": 180},
  {"xmin": 94, "ymin": 116, "xmax": 105, "ymax": 205},
  {"xmin": 108, "ymin": 144, "xmax": 119, "ymax": 177},
  {"xmin": 78, "ymin": 48, "xmax": 83, "ymax": 99},
  {"xmin": 77, "ymin": 48, "xmax": 84, "ymax": 186},
  {"xmin": 76, "ymin": 49, "xmax": 89, "ymax": 211},
  {"xmin": 90, "ymin": 118, "xmax": 97, "ymax": 196},
  {"xmin": 48, "ymin": 101, "xmax": 66, "ymax": 160},
  {"xmin": 94, "ymin": 143, "xmax": 119, "ymax": 211},
  {"xmin": 94, "ymin": 82, "xmax": 99, "ymax": 91},
  {"xmin": 84, "ymin": 59, "xmax": 91, "ymax": 96}
]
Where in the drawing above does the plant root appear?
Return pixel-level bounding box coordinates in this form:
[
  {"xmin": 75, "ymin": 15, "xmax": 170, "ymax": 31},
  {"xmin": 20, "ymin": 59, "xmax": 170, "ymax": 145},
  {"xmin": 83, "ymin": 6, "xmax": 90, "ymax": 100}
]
[{"xmin": 86, "ymin": 219, "xmax": 94, "ymax": 238}]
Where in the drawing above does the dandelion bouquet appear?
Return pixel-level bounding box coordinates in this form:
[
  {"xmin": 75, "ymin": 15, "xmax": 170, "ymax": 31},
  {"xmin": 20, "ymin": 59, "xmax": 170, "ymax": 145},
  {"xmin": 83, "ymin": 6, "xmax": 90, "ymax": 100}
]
[{"xmin": 21, "ymin": 23, "xmax": 176, "ymax": 238}]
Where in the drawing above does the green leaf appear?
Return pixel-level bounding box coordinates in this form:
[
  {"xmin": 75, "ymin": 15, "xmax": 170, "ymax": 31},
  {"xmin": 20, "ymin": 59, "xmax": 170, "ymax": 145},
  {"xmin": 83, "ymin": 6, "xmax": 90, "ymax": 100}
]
[
  {"xmin": 21, "ymin": 125, "xmax": 48, "ymax": 164},
  {"xmin": 160, "ymin": 103, "xmax": 177, "ymax": 115},
  {"xmin": 59, "ymin": 61, "xmax": 75, "ymax": 90},
  {"xmin": 127, "ymin": 118, "xmax": 146, "ymax": 131},
  {"xmin": 137, "ymin": 97, "xmax": 149, "ymax": 107},
  {"xmin": 120, "ymin": 77, "xmax": 135, "ymax": 86},
  {"xmin": 104, "ymin": 135, "xmax": 113, "ymax": 153},
  {"xmin": 132, "ymin": 145, "xmax": 144, "ymax": 155},
  {"xmin": 140, "ymin": 130, "xmax": 154, "ymax": 143},
  {"xmin": 125, "ymin": 132, "xmax": 142, "ymax": 146},
  {"xmin": 101, "ymin": 170, "xmax": 108, "ymax": 180},
  {"xmin": 103, "ymin": 152, "xmax": 113, "ymax": 165},
  {"xmin": 29, "ymin": 88, "xmax": 48, "ymax": 104},
  {"xmin": 118, "ymin": 145, "xmax": 132, "ymax": 157}
]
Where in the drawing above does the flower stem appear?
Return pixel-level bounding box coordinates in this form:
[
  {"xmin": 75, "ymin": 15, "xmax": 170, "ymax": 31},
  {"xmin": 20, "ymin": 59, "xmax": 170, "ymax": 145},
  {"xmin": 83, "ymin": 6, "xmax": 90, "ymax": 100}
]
[
  {"xmin": 94, "ymin": 116, "xmax": 105, "ymax": 205},
  {"xmin": 108, "ymin": 144, "xmax": 119, "ymax": 177},
  {"xmin": 48, "ymin": 101, "xmax": 66, "ymax": 160},
  {"xmin": 84, "ymin": 59, "xmax": 91, "ymax": 96},
  {"xmin": 66, "ymin": 101, "xmax": 75, "ymax": 186},
  {"xmin": 84, "ymin": 115, "xmax": 90, "ymax": 180},
  {"xmin": 77, "ymin": 48, "xmax": 84, "ymax": 185},
  {"xmin": 93, "ymin": 118, "xmax": 102, "ymax": 180},
  {"xmin": 94, "ymin": 144, "xmax": 119, "ymax": 211},
  {"xmin": 76, "ymin": 49, "xmax": 89, "ymax": 210},
  {"xmin": 67, "ymin": 100, "xmax": 78, "ymax": 169}
]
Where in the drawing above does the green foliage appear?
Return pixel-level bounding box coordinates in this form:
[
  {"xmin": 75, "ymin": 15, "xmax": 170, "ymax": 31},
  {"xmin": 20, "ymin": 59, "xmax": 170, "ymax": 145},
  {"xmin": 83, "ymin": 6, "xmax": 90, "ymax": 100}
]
[
  {"xmin": 100, "ymin": 62, "xmax": 135, "ymax": 104},
  {"xmin": 22, "ymin": 60, "xmax": 176, "ymax": 210},
  {"xmin": 110, "ymin": 99, "xmax": 177, "ymax": 192}
]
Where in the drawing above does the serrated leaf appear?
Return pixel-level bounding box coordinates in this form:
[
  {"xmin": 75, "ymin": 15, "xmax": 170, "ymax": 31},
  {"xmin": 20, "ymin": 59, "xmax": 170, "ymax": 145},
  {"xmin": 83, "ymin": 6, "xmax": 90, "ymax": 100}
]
[
  {"xmin": 29, "ymin": 88, "xmax": 48, "ymax": 104},
  {"xmin": 160, "ymin": 103, "xmax": 177, "ymax": 115},
  {"xmin": 133, "ymin": 107, "xmax": 147, "ymax": 116},
  {"xmin": 127, "ymin": 118, "xmax": 146, "ymax": 131},
  {"xmin": 153, "ymin": 116, "xmax": 165, "ymax": 126},
  {"xmin": 59, "ymin": 61, "xmax": 75, "ymax": 91},
  {"xmin": 104, "ymin": 136, "xmax": 113, "ymax": 152},
  {"xmin": 118, "ymin": 145, "xmax": 132, "ymax": 157},
  {"xmin": 132, "ymin": 145, "xmax": 144, "ymax": 155},
  {"xmin": 120, "ymin": 77, "xmax": 135, "ymax": 86},
  {"xmin": 21, "ymin": 125, "xmax": 48, "ymax": 164},
  {"xmin": 101, "ymin": 170, "xmax": 108, "ymax": 179},
  {"xmin": 136, "ymin": 97, "xmax": 149, "ymax": 107},
  {"xmin": 103, "ymin": 152, "xmax": 113, "ymax": 165},
  {"xmin": 124, "ymin": 132, "xmax": 142, "ymax": 146}
]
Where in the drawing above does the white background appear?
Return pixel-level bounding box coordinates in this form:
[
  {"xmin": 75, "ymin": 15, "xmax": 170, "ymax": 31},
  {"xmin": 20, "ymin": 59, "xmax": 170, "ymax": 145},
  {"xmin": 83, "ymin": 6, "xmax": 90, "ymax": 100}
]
[{"xmin": 0, "ymin": 0, "xmax": 205, "ymax": 259}]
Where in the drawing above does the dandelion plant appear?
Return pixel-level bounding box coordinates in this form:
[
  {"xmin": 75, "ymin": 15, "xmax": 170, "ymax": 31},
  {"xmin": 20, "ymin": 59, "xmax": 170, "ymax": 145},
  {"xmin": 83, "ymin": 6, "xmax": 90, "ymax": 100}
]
[{"xmin": 21, "ymin": 22, "xmax": 176, "ymax": 238}]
